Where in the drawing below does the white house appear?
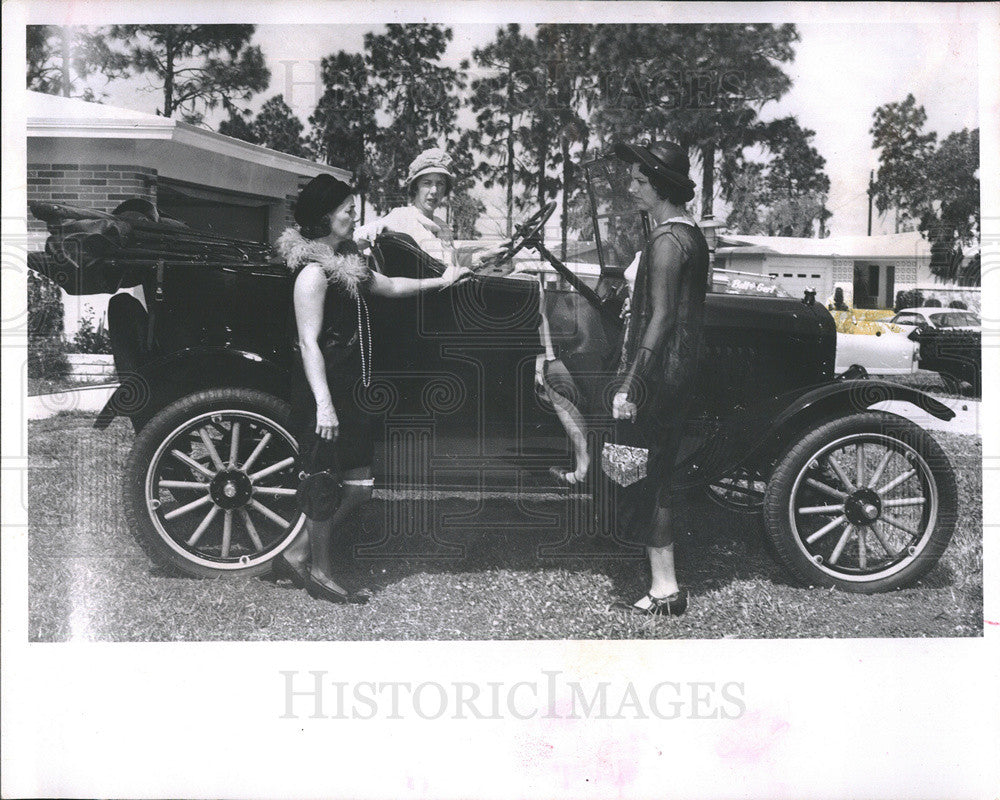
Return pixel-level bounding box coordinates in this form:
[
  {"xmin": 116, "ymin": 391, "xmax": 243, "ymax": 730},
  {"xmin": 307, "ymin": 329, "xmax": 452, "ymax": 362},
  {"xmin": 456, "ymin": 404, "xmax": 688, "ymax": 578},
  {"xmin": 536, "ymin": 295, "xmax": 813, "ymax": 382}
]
[{"xmin": 715, "ymin": 231, "xmax": 940, "ymax": 308}]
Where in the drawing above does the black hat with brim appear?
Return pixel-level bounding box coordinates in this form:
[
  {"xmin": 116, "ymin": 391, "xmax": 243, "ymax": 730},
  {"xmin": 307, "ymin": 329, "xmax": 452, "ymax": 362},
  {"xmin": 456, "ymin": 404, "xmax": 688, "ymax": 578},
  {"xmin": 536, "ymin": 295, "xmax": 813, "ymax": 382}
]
[
  {"xmin": 614, "ymin": 142, "xmax": 696, "ymax": 203},
  {"xmin": 295, "ymin": 174, "xmax": 354, "ymax": 227}
]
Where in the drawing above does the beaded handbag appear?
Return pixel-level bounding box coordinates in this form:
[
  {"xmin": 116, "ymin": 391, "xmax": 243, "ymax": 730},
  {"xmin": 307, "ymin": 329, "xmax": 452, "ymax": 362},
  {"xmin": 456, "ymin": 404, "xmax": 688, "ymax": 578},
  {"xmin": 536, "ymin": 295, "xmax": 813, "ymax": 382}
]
[{"xmin": 601, "ymin": 443, "xmax": 649, "ymax": 487}]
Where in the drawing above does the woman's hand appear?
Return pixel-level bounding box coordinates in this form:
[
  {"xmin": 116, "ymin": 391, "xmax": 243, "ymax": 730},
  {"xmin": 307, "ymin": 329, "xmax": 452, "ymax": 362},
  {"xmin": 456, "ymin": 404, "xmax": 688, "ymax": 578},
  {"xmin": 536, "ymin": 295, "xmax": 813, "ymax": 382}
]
[
  {"xmin": 470, "ymin": 244, "xmax": 508, "ymax": 268},
  {"xmin": 316, "ymin": 398, "xmax": 339, "ymax": 440},
  {"xmin": 354, "ymin": 219, "xmax": 386, "ymax": 246},
  {"xmin": 612, "ymin": 392, "xmax": 638, "ymax": 421},
  {"xmin": 440, "ymin": 263, "xmax": 472, "ymax": 288}
]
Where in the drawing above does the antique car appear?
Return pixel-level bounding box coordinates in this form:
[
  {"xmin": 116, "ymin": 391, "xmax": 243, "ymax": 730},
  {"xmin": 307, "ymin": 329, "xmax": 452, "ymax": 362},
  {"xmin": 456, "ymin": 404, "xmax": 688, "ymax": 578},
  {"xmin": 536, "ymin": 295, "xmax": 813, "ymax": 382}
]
[{"xmin": 27, "ymin": 156, "xmax": 961, "ymax": 594}]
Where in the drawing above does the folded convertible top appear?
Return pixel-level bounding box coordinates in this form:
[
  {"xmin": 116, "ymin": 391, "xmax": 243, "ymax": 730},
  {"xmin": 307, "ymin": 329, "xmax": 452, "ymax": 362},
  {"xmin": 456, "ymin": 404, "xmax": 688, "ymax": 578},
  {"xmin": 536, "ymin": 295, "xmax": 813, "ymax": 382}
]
[{"xmin": 28, "ymin": 201, "xmax": 278, "ymax": 295}]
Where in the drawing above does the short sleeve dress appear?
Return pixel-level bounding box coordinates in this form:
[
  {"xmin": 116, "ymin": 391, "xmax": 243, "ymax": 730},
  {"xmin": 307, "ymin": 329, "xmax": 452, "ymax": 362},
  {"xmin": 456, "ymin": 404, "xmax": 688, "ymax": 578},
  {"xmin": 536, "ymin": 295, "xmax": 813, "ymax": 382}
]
[
  {"xmin": 615, "ymin": 219, "xmax": 709, "ymax": 544},
  {"xmin": 277, "ymin": 228, "xmax": 377, "ymax": 473}
]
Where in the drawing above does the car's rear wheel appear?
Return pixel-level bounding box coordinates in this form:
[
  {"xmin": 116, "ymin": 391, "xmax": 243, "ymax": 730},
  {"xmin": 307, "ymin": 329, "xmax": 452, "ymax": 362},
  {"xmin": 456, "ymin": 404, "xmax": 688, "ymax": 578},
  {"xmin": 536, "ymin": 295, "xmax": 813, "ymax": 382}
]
[
  {"xmin": 763, "ymin": 412, "xmax": 957, "ymax": 593},
  {"xmin": 123, "ymin": 388, "xmax": 304, "ymax": 578}
]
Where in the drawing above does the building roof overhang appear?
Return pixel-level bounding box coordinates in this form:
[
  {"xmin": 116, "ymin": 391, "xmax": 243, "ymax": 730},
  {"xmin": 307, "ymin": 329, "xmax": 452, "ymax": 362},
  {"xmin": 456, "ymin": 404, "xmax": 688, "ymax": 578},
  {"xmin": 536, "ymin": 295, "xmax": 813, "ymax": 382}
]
[
  {"xmin": 27, "ymin": 91, "xmax": 349, "ymax": 181},
  {"xmin": 718, "ymin": 230, "xmax": 931, "ymax": 260}
]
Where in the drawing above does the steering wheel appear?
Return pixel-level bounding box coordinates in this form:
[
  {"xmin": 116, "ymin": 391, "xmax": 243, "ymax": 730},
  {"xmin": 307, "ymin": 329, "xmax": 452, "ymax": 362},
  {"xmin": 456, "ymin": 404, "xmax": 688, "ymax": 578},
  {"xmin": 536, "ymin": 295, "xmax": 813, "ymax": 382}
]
[{"xmin": 477, "ymin": 201, "xmax": 557, "ymax": 271}]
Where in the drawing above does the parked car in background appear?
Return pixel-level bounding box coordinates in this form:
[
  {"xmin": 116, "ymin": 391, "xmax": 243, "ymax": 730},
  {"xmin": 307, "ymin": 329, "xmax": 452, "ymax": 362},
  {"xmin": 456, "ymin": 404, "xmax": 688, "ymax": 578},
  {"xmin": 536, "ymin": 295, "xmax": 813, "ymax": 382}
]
[
  {"xmin": 834, "ymin": 317, "xmax": 921, "ymax": 377},
  {"xmin": 888, "ymin": 307, "xmax": 981, "ymax": 332},
  {"xmin": 885, "ymin": 308, "xmax": 982, "ymax": 394}
]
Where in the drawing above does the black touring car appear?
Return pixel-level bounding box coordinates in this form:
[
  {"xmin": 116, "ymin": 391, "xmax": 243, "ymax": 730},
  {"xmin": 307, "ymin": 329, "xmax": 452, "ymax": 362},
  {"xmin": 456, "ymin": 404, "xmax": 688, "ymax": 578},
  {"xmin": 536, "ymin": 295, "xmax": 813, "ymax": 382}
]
[{"xmin": 27, "ymin": 155, "xmax": 959, "ymax": 594}]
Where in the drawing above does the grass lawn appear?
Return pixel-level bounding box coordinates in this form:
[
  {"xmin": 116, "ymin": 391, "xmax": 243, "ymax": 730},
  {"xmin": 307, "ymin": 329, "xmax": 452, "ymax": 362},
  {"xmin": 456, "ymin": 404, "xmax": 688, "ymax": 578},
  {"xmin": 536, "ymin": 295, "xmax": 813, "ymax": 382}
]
[{"xmin": 26, "ymin": 413, "xmax": 982, "ymax": 641}]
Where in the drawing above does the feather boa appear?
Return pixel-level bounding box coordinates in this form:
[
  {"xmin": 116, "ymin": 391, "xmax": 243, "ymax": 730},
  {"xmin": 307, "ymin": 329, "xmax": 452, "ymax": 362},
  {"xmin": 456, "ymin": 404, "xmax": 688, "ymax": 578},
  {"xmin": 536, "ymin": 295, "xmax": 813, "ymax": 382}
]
[{"xmin": 276, "ymin": 228, "xmax": 369, "ymax": 297}]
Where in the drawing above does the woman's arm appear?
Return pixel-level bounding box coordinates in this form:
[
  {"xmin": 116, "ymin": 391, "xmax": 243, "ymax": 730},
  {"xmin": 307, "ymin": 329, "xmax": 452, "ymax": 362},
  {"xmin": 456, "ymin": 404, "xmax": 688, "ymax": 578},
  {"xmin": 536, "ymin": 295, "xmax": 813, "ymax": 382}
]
[
  {"xmin": 294, "ymin": 264, "xmax": 338, "ymax": 440},
  {"xmin": 366, "ymin": 264, "xmax": 470, "ymax": 299},
  {"xmin": 617, "ymin": 232, "xmax": 687, "ymax": 403}
]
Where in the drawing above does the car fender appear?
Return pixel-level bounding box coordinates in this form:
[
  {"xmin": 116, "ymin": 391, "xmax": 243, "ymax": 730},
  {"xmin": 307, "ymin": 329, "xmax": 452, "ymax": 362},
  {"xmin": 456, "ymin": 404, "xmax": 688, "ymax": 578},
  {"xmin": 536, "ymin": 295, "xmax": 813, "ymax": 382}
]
[
  {"xmin": 738, "ymin": 379, "xmax": 956, "ymax": 467},
  {"xmin": 95, "ymin": 347, "xmax": 290, "ymax": 429}
]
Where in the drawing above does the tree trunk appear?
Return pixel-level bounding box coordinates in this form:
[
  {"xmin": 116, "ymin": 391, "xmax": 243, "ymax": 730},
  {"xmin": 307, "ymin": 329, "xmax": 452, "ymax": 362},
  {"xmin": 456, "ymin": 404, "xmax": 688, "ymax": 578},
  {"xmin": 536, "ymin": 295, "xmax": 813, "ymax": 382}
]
[
  {"xmin": 536, "ymin": 131, "xmax": 547, "ymax": 245},
  {"xmin": 506, "ymin": 110, "xmax": 514, "ymax": 239},
  {"xmin": 700, "ymin": 142, "xmax": 715, "ymax": 218},
  {"xmin": 60, "ymin": 27, "xmax": 71, "ymax": 97},
  {"xmin": 163, "ymin": 31, "xmax": 175, "ymax": 117},
  {"xmin": 560, "ymin": 135, "xmax": 570, "ymax": 260}
]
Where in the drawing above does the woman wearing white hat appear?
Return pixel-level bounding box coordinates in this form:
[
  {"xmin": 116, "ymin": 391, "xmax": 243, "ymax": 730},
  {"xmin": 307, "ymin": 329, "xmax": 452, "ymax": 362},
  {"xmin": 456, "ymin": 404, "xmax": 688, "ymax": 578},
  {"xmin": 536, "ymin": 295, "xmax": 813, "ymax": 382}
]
[
  {"xmin": 357, "ymin": 148, "xmax": 501, "ymax": 267},
  {"xmin": 355, "ymin": 148, "xmax": 454, "ymax": 262}
]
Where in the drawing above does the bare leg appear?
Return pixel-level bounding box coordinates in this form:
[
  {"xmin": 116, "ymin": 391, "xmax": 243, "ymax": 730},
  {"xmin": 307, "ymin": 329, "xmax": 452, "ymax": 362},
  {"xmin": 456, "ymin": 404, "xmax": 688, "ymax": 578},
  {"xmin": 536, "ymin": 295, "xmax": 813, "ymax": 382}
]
[
  {"xmin": 647, "ymin": 544, "xmax": 680, "ymax": 598},
  {"xmin": 632, "ymin": 506, "xmax": 682, "ymax": 611},
  {"xmin": 546, "ymin": 385, "xmax": 589, "ymax": 481}
]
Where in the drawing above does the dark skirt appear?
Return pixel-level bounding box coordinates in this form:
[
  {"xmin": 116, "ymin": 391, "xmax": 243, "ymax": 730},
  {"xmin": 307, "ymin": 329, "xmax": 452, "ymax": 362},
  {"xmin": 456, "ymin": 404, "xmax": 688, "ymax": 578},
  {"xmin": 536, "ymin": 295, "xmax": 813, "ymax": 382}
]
[
  {"xmin": 288, "ymin": 348, "xmax": 376, "ymax": 473},
  {"xmin": 614, "ymin": 387, "xmax": 693, "ymax": 548}
]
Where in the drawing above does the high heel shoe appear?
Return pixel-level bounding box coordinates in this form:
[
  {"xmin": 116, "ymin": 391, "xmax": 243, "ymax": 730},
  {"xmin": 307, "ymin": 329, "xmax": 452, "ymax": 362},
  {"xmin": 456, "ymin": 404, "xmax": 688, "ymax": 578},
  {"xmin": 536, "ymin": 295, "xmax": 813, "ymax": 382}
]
[
  {"xmin": 618, "ymin": 589, "xmax": 688, "ymax": 617},
  {"xmin": 304, "ymin": 575, "xmax": 369, "ymax": 605},
  {"xmin": 548, "ymin": 466, "xmax": 587, "ymax": 494}
]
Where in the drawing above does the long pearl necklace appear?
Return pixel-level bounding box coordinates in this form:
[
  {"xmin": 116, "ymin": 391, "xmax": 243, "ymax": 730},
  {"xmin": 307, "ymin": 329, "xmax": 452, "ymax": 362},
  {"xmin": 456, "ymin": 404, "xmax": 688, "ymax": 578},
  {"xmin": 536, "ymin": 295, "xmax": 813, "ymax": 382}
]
[{"xmin": 356, "ymin": 294, "xmax": 372, "ymax": 388}]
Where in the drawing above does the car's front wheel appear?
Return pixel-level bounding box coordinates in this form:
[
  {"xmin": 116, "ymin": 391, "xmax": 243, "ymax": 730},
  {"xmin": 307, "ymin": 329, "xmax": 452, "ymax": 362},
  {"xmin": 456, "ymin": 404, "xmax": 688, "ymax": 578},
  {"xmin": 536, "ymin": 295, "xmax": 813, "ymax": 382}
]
[
  {"xmin": 763, "ymin": 412, "xmax": 957, "ymax": 593},
  {"xmin": 123, "ymin": 388, "xmax": 304, "ymax": 578}
]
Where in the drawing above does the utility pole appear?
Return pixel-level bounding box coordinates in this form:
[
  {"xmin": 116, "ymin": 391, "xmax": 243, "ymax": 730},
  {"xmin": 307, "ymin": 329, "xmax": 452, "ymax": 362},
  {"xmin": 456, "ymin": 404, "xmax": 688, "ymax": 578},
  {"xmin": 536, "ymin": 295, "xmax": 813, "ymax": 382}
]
[{"xmin": 866, "ymin": 170, "xmax": 874, "ymax": 236}]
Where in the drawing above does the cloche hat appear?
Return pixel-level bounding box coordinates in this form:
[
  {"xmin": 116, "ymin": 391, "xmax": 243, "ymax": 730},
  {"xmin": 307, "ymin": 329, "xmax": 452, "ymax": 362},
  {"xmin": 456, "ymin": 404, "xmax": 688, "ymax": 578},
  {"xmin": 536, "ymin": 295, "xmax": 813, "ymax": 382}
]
[
  {"xmin": 294, "ymin": 174, "xmax": 354, "ymax": 227},
  {"xmin": 406, "ymin": 148, "xmax": 455, "ymax": 188}
]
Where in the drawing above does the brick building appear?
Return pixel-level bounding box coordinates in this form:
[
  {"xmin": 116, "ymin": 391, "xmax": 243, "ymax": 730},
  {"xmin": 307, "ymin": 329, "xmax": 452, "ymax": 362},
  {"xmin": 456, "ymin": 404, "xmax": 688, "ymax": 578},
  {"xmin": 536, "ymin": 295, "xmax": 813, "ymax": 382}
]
[{"xmin": 27, "ymin": 90, "xmax": 350, "ymax": 333}]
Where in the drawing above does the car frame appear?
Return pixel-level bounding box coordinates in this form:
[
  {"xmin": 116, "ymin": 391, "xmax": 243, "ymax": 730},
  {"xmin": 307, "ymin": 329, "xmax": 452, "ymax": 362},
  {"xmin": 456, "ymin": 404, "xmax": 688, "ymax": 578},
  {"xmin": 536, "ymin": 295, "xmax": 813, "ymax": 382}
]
[{"xmin": 27, "ymin": 158, "xmax": 961, "ymax": 593}]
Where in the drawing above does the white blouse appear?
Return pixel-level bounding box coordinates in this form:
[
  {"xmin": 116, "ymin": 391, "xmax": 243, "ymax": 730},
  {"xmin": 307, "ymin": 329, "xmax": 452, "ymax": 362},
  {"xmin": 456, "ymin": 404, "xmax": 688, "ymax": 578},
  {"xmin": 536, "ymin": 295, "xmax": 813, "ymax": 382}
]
[{"xmin": 357, "ymin": 205, "xmax": 454, "ymax": 264}]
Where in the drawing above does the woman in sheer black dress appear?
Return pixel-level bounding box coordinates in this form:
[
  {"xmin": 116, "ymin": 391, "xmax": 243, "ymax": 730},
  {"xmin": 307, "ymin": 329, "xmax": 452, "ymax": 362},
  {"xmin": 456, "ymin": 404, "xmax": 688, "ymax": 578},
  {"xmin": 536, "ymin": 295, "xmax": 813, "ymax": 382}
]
[{"xmin": 612, "ymin": 142, "xmax": 709, "ymax": 616}]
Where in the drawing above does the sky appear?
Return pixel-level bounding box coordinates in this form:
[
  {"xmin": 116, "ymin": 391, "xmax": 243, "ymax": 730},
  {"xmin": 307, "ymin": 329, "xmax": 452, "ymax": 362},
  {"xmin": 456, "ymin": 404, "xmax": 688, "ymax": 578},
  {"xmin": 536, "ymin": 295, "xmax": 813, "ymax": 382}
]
[{"xmin": 53, "ymin": 20, "xmax": 983, "ymax": 237}]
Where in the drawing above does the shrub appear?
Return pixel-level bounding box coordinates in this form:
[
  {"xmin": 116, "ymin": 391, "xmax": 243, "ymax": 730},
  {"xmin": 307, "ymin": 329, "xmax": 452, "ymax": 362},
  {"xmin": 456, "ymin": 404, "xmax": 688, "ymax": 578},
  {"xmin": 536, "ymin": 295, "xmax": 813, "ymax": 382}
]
[
  {"xmin": 924, "ymin": 298, "xmax": 942, "ymax": 307},
  {"xmin": 27, "ymin": 271, "xmax": 68, "ymax": 380},
  {"xmin": 894, "ymin": 289, "xmax": 924, "ymax": 312},
  {"xmin": 948, "ymin": 300, "xmax": 968, "ymax": 310},
  {"xmin": 69, "ymin": 305, "xmax": 113, "ymax": 354}
]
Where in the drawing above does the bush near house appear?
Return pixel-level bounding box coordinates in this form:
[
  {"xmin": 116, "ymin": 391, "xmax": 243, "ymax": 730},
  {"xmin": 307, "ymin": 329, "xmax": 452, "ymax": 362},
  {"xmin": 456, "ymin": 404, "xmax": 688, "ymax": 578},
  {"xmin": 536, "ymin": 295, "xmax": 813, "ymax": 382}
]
[
  {"xmin": 67, "ymin": 306, "xmax": 113, "ymax": 355},
  {"xmin": 894, "ymin": 289, "xmax": 924, "ymax": 312},
  {"xmin": 27, "ymin": 271, "xmax": 68, "ymax": 380}
]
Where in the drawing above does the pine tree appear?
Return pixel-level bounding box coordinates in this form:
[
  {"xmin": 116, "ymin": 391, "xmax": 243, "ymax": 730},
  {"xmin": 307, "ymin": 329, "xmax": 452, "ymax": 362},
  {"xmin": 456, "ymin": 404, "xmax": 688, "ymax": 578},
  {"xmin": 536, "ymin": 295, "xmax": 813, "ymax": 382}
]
[
  {"xmin": 27, "ymin": 25, "xmax": 128, "ymax": 100},
  {"xmin": 363, "ymin": 24, "xmax": 465, "ymax": 213},
  {"xmin": 220, "ymin": 95, "xmax": 308, "ymax": 157},
  {"xmin": 103, "ymin": 25, "xmax": 270, "ymax": 122},
  {"xmin": 468, "ymin": 24, "xmax": 539, "ymax": 237},
  {"xmin": 870, "ymin": 94, "xmax": 937, "ymax": 233},
  {"xmin": 308, "ymin": 51, "xmax": 377, "ymax": 221}
]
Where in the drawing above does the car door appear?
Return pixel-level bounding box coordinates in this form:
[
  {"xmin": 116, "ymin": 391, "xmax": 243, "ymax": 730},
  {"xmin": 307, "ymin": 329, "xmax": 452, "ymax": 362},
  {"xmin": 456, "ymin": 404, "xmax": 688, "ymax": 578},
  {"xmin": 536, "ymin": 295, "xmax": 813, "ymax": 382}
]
[{"xmin": 365, "ymin": 233, "xmax": 563, "ymax": 488}]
